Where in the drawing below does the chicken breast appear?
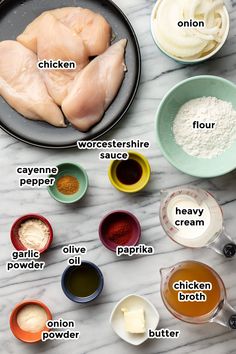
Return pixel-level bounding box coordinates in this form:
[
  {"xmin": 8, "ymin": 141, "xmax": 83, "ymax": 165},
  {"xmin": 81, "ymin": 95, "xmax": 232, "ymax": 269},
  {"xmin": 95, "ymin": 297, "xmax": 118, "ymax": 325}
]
[
  {"xmin": 53, "ymin": 7, "xmax": 112, "ymax": 56},
  {"xmin": 37, "ymin": 13, "xmax": 89, "ymax": 105},
  {"xmin": 62, "ymin": 39, "xmax": 127, "ymax": 132},
  {"xmin": 0, "ymin": 40, "xmax": 65, "ymax": 127},
  {"xmin": 17, "ymin": 7, "xmax": 111, "ymax": 56}
]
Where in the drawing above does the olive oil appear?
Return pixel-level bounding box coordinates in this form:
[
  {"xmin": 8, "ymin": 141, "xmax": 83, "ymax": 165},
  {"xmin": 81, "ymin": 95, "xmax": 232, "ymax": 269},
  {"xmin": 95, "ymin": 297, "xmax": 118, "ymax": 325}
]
[{"xmin": 66, "ymin": 264, "xmax": 100, "ymax": 297}]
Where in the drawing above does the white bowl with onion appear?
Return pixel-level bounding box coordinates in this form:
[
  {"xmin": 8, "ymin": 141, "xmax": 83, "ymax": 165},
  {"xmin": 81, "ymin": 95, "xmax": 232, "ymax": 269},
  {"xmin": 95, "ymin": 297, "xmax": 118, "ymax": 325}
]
[{"xmin": 151, "ymin": 0, "xmax": 230, "ymax": 64}]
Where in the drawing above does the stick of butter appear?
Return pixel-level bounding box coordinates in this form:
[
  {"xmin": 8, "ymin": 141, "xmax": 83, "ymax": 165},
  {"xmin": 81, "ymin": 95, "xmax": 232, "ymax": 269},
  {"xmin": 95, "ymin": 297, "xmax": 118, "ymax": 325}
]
[{"xmin": 121, "ymin": 308, "xmax": 146, "ymax": 334}]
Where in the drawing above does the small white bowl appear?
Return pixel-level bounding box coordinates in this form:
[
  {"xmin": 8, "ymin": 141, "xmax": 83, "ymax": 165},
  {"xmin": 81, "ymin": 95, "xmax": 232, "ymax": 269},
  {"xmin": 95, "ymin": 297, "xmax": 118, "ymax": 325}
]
[
  {"xmin": 151, "ymin": 0, "xmax": 230, "ymax": 64},
  {"xmin": 110, "ymin": 294, "xmax": 160, "ymax": 346}
]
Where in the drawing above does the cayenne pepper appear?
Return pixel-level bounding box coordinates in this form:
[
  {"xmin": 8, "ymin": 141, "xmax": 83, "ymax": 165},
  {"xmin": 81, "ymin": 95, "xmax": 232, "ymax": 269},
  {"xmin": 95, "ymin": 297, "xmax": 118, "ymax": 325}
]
[
  {"xmin": 106, "ymin": 218, "xmax": 132, "ymax": 245},
  {"xmin": 56, "ymin": 175, "xmax": 80, "ymax": 195}
]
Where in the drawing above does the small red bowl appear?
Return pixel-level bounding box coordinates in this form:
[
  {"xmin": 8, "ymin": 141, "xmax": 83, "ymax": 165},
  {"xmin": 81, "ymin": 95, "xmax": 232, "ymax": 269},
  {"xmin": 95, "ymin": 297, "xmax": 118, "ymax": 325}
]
[
  {"xmin": 10, "ymin": 299, "xmax": 52, "ymax": 343},
  {"xmin": 10, "ymin": 214, "xmax": 53, "ymax": 253},
  {"xmin": 99, "ymin": 210, "xmax": 141, "ymax": 252}
]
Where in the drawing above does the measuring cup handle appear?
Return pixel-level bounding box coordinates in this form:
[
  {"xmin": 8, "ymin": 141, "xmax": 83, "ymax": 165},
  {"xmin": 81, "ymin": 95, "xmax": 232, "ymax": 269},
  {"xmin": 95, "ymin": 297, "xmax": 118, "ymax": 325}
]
[
  {"xmin": 213, "ymin": 301, "xmax": 236, "ymax": 329},
  {"xmin": 208, "ymin": 228, "xmax": 236, "ymax": 258}
]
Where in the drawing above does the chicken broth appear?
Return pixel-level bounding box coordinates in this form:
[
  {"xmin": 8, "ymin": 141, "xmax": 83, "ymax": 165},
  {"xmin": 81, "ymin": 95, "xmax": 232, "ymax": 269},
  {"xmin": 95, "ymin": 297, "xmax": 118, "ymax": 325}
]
[{"xmin": 162, "ymin": 261, "xmax": 223, "ymax": 318}]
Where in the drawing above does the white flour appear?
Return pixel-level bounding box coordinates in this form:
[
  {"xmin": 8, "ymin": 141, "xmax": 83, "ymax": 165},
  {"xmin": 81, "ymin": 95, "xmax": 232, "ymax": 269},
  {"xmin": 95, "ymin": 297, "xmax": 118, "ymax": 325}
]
[{"xmin": 173, "ymin": 97, "xmax": 236, "ymax": 158}]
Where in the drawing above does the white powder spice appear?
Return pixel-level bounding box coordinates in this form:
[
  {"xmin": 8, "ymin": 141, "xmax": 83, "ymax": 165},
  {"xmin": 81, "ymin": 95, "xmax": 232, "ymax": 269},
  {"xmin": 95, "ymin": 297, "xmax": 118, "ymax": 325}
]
[
  {"xmin": 173, "ymin": 97, "xmax": 236, "ymax": 159},
  {"xmin": 18, "ymin": 219, "xmax": 50, "ymax": 250},
  {"xmin": 17, "ymin": 304, "xmax": 47, "ymax": 333}
]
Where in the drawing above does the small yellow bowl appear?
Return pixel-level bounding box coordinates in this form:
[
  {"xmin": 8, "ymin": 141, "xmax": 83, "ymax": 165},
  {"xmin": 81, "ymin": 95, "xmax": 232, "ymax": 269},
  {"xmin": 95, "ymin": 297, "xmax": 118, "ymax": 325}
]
[{"xmin": 108, "ymin": 151, "xmax": 151, "ymax": 193}]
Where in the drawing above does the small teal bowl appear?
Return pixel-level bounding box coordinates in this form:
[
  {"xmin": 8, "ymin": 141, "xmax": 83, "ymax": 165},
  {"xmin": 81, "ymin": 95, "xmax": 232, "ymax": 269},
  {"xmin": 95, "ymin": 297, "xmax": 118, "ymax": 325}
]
[
  {"xmin": 48, "ymin": 163, "xmax": 88, "ymax": 203},
  {"xmin": 156, "ymin": 75, "xmax": 236, "ymax": 178}
]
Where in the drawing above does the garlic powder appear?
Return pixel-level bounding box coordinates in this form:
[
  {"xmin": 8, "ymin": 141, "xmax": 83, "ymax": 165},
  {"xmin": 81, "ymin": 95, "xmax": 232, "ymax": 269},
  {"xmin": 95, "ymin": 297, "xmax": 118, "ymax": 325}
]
[{"xmin": 18, "ymin": 219, "xmax": 50, "ymax": 250}]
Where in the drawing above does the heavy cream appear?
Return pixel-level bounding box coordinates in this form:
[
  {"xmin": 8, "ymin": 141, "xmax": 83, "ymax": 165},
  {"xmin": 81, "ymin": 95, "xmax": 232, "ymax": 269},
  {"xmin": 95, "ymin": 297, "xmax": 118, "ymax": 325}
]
[
  {"xmin": 17, "ymin": 304, "xmax": 48, "ymax": 333},
  {"xmin": 160, "ymin": 188, "xmax": 223, "ymax": 248},
  {"xmin": 152, "ymin": 0, "xmax": 228, "ymax": 60},
  {"xmin": 167, "ymin": 195, "xmax": 211, "ymax": 239}
]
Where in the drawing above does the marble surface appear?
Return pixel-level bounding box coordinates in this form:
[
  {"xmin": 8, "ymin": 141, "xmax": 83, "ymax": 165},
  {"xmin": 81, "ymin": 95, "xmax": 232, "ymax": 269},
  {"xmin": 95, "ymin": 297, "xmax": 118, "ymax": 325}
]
[{"xmin": 1, "ymin": 0, "xmax": 236, "ymax": 353}]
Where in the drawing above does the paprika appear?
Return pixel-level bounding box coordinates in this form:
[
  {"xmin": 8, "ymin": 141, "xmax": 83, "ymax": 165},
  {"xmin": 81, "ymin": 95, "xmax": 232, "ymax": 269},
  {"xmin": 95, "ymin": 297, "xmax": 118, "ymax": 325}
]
[{"xmin": 106, "ymin": 218, "xmax": 132, "ymax": 245}]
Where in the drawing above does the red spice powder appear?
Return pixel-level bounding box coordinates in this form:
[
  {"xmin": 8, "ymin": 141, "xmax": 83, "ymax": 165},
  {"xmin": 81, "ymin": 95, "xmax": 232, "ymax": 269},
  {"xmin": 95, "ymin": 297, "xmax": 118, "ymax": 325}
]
[{"xmin": 106, "ymin": 219, "xmax": 132, "ymax": 245}]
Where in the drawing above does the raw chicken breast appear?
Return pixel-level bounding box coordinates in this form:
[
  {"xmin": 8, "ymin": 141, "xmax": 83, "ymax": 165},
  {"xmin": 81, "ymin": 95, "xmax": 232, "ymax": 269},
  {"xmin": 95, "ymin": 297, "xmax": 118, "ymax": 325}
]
[
  {"xmin": 37, "ymin": 13, "xmax": 89, "ymax": 105},
  {"xmin": 0, "ymin": 40, "xmax": 65, "ymax": 127},
  {"xmin": 62, "ymin": 39, "xmax": 127, "ymax": 132},
  {"xmin": 17, "ymin": 7, "xmax": 111, "ymax": 56},
  {"xmin": 53, "ymin": 7, "xmax": 112, "ymax": 56}
]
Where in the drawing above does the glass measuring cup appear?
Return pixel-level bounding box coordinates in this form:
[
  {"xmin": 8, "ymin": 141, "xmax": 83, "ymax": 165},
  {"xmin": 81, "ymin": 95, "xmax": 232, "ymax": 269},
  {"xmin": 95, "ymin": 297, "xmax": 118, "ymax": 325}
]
[
  {"xmin": 159, "ymin": 187, "xmax": 236, "ymax": 258},
  {"xmin": 160, "ymin": 260, "xmax": 236, "ymax": 329}
]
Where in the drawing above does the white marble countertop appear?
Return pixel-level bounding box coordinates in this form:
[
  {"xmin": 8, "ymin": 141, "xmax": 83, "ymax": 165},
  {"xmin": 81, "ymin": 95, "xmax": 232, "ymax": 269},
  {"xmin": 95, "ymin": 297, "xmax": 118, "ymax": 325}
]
[{"xmin": 1, "ymin": 0, "xmax": 236, "ymax": 353}]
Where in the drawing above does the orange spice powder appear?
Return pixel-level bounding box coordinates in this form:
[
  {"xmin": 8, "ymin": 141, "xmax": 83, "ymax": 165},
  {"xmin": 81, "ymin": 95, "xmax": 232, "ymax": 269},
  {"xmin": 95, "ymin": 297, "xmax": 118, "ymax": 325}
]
[{"xmin": 56, "ymin": 175, "xmax": 79, "ymax": 195}]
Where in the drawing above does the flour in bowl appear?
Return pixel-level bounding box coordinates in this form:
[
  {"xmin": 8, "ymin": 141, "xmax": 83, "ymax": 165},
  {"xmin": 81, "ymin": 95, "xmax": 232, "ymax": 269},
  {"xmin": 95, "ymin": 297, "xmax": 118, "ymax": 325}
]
[{"xmin": 173, "ymin": 97, "xmax": 236, "ymax": 159}]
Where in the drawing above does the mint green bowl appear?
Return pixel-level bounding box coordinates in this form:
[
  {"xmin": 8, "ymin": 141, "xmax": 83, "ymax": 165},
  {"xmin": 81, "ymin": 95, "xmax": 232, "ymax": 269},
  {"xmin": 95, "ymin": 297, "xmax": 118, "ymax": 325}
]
[
  {"xmin": 48, "ymin": 163, "xmax": 88, "ymax": 204},
  {"xmin": 156, "ymin": 76, "xmax": 236, "ymax": 178}
]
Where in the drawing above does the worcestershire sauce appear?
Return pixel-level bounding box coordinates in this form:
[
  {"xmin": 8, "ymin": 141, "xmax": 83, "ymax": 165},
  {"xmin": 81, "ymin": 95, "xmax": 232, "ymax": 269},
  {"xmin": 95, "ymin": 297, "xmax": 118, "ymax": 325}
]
[{"xmin": 116, "ymin": 159, "xmax": 143, "ymax": 185}]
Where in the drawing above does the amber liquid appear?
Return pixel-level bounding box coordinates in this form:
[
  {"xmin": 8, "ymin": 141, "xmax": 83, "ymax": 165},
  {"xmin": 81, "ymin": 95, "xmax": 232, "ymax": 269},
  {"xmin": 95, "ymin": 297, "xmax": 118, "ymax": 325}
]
[{"xmin": 163, "ymin": 261, "xmax": 223, "ymax": 318}]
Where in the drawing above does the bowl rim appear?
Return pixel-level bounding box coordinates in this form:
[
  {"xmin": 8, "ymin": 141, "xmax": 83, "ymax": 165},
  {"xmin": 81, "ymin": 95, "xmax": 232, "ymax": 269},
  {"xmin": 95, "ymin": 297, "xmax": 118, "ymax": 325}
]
[
  {"xmin": 10, "ymin": 214, "xmax": 53, "ymax": 253},
  {"xmin": 61, "ymin": 261, "xmax": 104, "ymax": 303},
  {"xmin": 155, "ymin": 75, "xmax": 236, "ymax": 178},
  {"xmin": 47, "ymin": 162, "xmax": 89, "ymax": 204},
  {"xmin": 108, "ymin": 151, "xmax": 151, "ymax": 193},
  {"xmin": 98, "ymin": 210, "xmax": 141, "ymax": 252},
  {"xmin": 109, "ymin": 293, "xmax": 160, "ymax": 346},
  {"xmin": 9, "ymin": 299, "xmax": 52, "ymax": 343},
  {"xmin": 150, "ymin": 0, "xmax": 230, "ymax": 64}
]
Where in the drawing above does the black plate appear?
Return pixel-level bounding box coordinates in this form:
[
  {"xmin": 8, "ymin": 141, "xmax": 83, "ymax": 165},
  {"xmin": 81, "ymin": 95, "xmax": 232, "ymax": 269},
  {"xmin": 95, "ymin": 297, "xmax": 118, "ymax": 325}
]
[{"xmin": 0, "ymin": 0, "xmax": 141, "ymax": 148}]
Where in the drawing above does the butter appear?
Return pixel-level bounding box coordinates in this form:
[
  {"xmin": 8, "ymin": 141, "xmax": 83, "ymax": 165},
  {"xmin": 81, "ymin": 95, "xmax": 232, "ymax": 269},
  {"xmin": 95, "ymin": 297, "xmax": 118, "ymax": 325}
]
[{"xmin": 122, "ymin": 308, "xmax": 146, "ymax": 334}]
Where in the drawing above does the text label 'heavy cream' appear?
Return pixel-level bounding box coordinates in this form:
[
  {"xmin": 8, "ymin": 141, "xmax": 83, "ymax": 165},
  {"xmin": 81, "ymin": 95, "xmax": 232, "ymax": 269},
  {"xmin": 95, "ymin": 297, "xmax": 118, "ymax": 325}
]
[{"xmin": 174, "ymin": 207, "xmax": 205, "ymax": 227}]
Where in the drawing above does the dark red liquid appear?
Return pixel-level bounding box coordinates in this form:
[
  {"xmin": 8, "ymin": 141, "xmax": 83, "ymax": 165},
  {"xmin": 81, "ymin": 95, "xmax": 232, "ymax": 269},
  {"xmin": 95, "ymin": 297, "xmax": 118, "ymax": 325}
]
[{"xmin": 116, "ymin": 159, "xmax": 143, "ymax": 185}]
